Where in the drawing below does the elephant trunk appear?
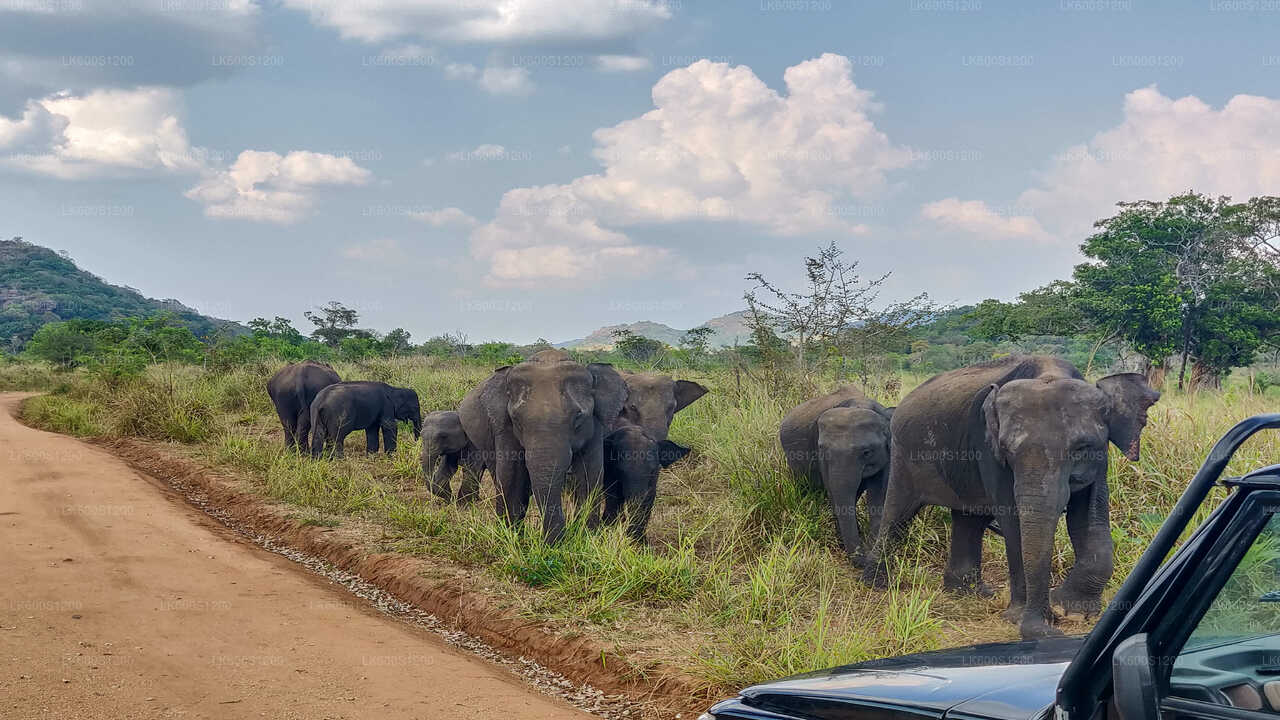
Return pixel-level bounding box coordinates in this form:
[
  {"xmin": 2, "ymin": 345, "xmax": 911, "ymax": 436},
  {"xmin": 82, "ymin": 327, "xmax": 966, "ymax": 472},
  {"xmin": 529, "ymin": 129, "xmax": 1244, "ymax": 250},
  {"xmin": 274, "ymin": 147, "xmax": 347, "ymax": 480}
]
[
  {"xmin": 411, "ymin": 418, "xmax": 421, "ymax": 441},
  {"xmin": 1011, "ymin": 461, "xmax": 1071, "ymax": 637},
  {"xmin": 524, "ymin": 444, "xmax": 573, "ymax": 545},
  {"xmin": 819, "ymin": 447, "xmax": 870, "ymax": 567}
]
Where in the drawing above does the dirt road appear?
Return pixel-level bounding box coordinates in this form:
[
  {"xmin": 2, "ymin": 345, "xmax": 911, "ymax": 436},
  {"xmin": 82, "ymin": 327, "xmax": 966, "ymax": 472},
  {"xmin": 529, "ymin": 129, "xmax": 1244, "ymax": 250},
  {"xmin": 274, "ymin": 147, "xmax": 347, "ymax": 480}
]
[{"xmin": 0, "ymin": 393, "xmax": 595, "ymax": 720}]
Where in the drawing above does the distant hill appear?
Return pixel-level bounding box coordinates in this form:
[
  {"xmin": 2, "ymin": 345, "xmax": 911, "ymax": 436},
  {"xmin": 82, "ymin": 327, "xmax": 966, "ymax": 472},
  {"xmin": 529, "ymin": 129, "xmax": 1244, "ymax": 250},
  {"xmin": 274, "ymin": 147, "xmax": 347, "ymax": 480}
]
[
  {"xmin": 558, "ymin": 310, "xmax": 754, "ymax": 349},
  {"xmin": 0, "ymin": 238, "xmax": 245, "ymax": 350}
]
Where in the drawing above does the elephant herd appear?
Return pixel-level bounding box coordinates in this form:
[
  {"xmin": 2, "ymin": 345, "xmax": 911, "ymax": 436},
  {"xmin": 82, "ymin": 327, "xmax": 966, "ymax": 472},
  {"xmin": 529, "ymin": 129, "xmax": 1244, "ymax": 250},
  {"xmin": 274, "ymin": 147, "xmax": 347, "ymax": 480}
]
[
  {"xmin": 267, "ymin": 349, "xmax": 705, "ymax": 545},
  {"xmin": 268, "ymin": 351, "xmax": 1160, "ymax": 640}
]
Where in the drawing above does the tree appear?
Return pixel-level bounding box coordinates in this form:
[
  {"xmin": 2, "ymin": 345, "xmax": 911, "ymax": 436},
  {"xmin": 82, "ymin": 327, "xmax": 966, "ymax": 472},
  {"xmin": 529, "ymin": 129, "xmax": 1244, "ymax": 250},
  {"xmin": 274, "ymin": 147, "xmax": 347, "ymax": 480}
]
[
  {"xmin": 304, "ymin": 301, "xmax": 362, "ymax": 347},
  {"xmin": 680, "ymin": 326, "xmax": 714, "ymax": 360},
  {"xmin": 1074, "ymin": 193, "xmax": 1280, "ymax": 389},
  {"xmin": 967, "ymin": 281, "xmax": 1086, "ymax": 343},
  {"xmin": 746, "ymin": 242, "xmax": 939, "ymax": 372},
  {"xmin": 611, "ymin": 329, "xmax": 665, "ymax": 364},
  {"xmin": 379, "ymin": 328, "xmax": 412, "ymax": 355},
  {"xmin": 24, "ymin": 320, "xmax": 99, "ymax": 367},
  {"xmin": 249, "ymin": 316, "xmax": 304, "ymax": 343}
]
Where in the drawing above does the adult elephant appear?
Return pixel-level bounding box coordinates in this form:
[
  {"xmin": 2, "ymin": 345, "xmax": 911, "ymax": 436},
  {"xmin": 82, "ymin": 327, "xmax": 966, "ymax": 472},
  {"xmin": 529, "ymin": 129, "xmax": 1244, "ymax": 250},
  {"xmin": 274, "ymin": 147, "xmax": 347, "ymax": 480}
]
[
  {"xmin": 458, "ymin": 349, "xmax": 627, "ymax": 544},
  {"xmin": 266, "ymin": 361, "xmax": 340, "ymax": 452},
  {"xmin": 309, "ymin": 381, "xmax": 422, "ymax": 458},
  {"xmin": 600, "ymin": 372, "xmax": 707, "ymax": 541},
  {"xmin": 862, "ymin": 355, "xmax": 1160, "ymax": 640},
  {"xmin": 779, "ymin": 386, "xmax": 893, "ymax": 567}
]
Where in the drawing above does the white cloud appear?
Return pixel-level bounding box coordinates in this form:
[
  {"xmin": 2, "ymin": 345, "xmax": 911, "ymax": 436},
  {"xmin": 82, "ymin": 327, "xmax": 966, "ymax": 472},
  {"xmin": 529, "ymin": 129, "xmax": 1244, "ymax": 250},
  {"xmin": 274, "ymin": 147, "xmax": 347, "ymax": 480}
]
[
  {"xmin": 469, "ymin": 54, "xmax": 914, "ymax": 283},
  {"xmin": 0, "ymin": 87, "xmax": 207, "ymax": 179},
  {"xmin": 412, "ymin": 207, "xmax": 478, "ymax": 228},
  {"xmin": 282, "ymin": 0, "xmax": 670, "ymax": 46},
  {"xmin": 185, "ymin": 150, "xmax": 372, "ymax": 223},
  {"xmin": 927, "ymin": 86, "xmax": 1280, "ymax": 246},
  {"xmin": 596, "ymin": 55, "xmax": 651, "ymax": 72},
  {"xmin": 445, "ymin": 62, "xmax": 534, "ymax": 96},
  {"xmin": 920, "ymin": 198, "xmax": 1050, "ymax": 242}
]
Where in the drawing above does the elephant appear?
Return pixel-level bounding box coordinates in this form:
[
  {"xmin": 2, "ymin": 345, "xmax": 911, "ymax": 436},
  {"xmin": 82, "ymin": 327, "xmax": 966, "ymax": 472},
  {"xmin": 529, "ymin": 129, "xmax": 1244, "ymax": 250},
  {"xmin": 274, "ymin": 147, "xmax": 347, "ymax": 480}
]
[
  {"xmin": 779, "ymin": 386, "xmax": 893, "ymax": 567},
  {"xmin": 862, "ymin": 355, "xmax": 1160, "ymax": 640},
  {"xmin": 602, "ymin": 427, "xmax": 691, "ymax": 543},
  {"xmin": 420, "ymin": 410, "xmax": 486, "ymax": 503},
  {"xmin": 596, "ymin": 372, "xmax": 708, "ymax": 540},
  {"xmin": 266, "ymin": 361, "xmax": 340, "ymax": 452},
  {"xmin": 609, "ymin": 372, "xmax": 708, "ymax": 442},
  {"xmin": 309, "ymin": 381, "xmax": 422, "ymax": 459},
  {"xmin": 457, "ymin": 349, "xmax": 628, "ymax": 544}
]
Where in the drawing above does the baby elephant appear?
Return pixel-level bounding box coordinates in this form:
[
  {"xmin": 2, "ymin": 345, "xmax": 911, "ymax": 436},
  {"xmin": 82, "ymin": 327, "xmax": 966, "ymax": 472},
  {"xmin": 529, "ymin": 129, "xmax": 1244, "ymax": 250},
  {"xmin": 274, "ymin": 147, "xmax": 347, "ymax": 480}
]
[
  {"xmin": 310, "ymin": 381, "xmax": 422, "ymax": 458},
  {"xmin": 779, "ymin": 386, "xmax": 893, "ymax": 567},
  {"xmin": 602, "ymin": 426, "xmax": 690, "ymax": 543},
  {"xmin": 420, "ymin": 411, "xmax": 486, "ymax": 502}
]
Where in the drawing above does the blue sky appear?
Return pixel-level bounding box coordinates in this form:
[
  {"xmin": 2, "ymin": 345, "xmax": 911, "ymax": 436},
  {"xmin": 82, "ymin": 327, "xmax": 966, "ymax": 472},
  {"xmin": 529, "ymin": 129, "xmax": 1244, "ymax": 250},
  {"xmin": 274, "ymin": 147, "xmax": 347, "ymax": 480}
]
[{"xmin": 2, "ymin": 0, "xmax": 1278, "ymax": 343}]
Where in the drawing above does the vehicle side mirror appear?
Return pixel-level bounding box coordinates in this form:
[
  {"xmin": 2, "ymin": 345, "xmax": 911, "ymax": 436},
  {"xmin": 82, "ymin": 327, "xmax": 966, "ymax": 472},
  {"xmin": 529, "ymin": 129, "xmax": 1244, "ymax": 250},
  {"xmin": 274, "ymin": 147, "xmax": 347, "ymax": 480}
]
[{"xmin": 1113, "ymin": 633, "xmax": 1159, "ymax": 720}]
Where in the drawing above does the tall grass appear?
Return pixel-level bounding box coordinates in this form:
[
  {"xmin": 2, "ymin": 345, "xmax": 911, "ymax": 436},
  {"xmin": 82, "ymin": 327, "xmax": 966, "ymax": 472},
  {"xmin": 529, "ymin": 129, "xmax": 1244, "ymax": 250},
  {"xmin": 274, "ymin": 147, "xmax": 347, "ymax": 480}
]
[{"xmin": 12, "ymin": 357, "xmax": 1280, "ymax": 689}]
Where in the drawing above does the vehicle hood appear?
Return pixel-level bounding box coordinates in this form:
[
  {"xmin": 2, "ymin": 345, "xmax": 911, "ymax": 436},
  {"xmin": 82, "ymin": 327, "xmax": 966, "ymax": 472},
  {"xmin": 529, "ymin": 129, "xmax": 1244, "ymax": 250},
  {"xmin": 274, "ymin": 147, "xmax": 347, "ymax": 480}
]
[{"xmin": 737, "ymin": 636, "xmax": 1084, "ymax": 720}]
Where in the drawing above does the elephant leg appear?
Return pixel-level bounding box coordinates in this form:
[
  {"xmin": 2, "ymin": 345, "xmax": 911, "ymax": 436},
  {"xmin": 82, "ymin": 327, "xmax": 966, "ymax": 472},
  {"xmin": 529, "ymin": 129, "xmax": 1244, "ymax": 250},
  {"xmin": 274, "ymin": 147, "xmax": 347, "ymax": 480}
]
[
  {"xmin": 1012, "ymin": 481, "xmax": 1068, "ymax": 639},
  {"xmin": 492, "ymin": 438, "xmax": 530, "ymax": 527},
  {"xmin": 862, "ymin": 474, "xmax": 924, "ymax": 590},
  {"xmin": 427, "ymin": 452, "xmax": 459, "ymax": 501},
  {"xmin": 381, "ymin": 420, "xmax": 397, "ymax": 455},
  {"xmin": 601, "ymin": 455, "xmax": 625, "ymax": 526},
  {"xmin": 570, "ymin": 444, "xmax": 603, "ymax": 530},
  {"xmin": 944, "ymin": 511, "xmax": 995, "ymax": 597},
  {"xmin": 1000, "ymin": 505, "xmax": 1027, "ymax": 623},
  {"xmin": 276, "ymin": 405, "xmax": 297, "ymax": 451},
  {"xmin": 295, "ymin": 409, "xmax": 311, "ymax": 453},
  {"xmin": 455, "ymin": 449, "xmax": 483, "ymax": 504},
  {"xmin": 309, "ymin": 417, "xmax": 326, "ymax": 458},
  {"xmin": 366, "ymin": 426, "xmax": 380, "ymax": 454},
  {"xmin": 333, "ymin": 428, "xmax": 348, "ymax": 458},
  {"xmin": 861, "ymin": 470, "xmax": 888, "ymax": 554},
  {"xmin": 1051, "ymin": 480, "xmax": 1113, "ymax": 618}
]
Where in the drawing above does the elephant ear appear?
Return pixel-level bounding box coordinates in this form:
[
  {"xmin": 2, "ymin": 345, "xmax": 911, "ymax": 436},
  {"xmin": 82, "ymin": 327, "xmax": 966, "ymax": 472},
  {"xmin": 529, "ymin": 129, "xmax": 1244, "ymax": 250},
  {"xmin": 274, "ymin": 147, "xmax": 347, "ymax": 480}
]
[
  {"xmin": 1096, "ymin": 373, "xmax": 1161, "ymax": 462},
  {"xmin": 657, "ymin": 440, "xmax": 692, "ymax": 467},
  {"xmin": 588, "ymin": 363, "xmax": 628, "ymax": 423},
  {"xmin": 978, "ymin": 384, "xmax": 1004, "ymax": 466},
  {"xmin": 673, "ymin": 380, "xmax": 708, "ymax": 413}
]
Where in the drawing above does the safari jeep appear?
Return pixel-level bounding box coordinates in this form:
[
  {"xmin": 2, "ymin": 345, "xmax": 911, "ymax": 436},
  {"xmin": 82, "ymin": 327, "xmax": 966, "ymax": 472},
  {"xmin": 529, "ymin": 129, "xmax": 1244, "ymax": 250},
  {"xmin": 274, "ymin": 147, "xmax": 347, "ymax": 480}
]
[{"xmin": 703, "ymin": 413, "xmax": 1280, "ymax": 720}]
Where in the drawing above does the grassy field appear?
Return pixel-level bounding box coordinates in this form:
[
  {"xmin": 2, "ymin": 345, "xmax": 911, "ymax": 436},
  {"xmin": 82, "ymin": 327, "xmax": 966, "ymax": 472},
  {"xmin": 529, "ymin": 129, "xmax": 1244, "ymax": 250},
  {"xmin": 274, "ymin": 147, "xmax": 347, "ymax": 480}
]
[{"xmin": 6, "ymin": 356, "xmax": 1279, "ymax": 690}]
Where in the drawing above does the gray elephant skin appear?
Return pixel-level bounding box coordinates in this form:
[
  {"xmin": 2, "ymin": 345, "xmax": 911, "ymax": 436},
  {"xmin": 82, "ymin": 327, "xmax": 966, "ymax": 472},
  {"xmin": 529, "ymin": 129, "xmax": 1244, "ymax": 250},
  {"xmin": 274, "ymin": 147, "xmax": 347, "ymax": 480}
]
[
  {"xmin": 457, "ymin": 349, "xmax": 627, "ymax": 544},
  {"xmin": 420, "ymin": 410, "xmax": 486, "ymax": 502},
  {"xmin": 310, "ymin": 381, "xmax": 422, "ymax": 458},
  {"xmin": 863, "ymin": 355, "xmax": 1160, "ymax": 640},
  {"xmin": 266, "ymin": 361, "xmax": 340, "ymax": 452},
  {"xmin": 780, "ymin": 386, "xmax": 893, "ymax": 566},
  {"xmin": 599, "ymin": 372, "xmax": 707, "ymax": 542}
]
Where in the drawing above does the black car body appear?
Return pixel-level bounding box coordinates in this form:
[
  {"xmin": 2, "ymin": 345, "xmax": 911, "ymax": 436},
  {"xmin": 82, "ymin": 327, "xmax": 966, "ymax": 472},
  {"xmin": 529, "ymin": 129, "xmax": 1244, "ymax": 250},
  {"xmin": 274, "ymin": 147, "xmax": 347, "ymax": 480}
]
[{"xmin": 705, "ymin": 414, "xmax": 1280, "ymax": 720}]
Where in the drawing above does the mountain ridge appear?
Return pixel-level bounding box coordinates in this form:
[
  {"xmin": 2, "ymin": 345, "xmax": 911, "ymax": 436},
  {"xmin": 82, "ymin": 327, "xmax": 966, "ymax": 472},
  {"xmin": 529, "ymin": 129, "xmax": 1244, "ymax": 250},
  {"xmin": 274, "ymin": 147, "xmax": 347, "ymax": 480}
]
[
  {"xmin": 556, "ymin": 310, "xmax": 753, "ymax": 349},
  {"xmin": 0, "ymin": 238, "xmax": 246, "ymax": 349}
]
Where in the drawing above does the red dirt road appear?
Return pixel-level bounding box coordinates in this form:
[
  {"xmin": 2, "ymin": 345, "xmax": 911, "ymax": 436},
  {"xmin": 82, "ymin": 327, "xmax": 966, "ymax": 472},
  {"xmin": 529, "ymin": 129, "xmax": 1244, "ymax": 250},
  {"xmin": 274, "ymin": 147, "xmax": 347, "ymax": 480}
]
[{"xmin": 0, "ymin": 393, "xmax": 594, "ymax": 720}]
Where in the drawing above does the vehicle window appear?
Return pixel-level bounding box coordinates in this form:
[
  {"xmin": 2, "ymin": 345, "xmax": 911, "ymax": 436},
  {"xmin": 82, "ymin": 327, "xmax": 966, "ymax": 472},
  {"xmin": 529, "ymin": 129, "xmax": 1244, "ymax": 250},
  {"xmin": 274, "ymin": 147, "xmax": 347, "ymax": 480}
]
[{"xmin": 1171, "ymin": 514, "xmax": 1280, "ymax": 711}]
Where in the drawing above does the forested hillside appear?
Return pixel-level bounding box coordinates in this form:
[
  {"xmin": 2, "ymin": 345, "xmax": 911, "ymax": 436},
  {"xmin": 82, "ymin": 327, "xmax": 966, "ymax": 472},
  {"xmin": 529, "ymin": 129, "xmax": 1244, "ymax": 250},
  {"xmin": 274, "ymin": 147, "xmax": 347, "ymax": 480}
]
[{"xmin": 0, "ymin": 238, "xmax": 242, "ymax": 350}]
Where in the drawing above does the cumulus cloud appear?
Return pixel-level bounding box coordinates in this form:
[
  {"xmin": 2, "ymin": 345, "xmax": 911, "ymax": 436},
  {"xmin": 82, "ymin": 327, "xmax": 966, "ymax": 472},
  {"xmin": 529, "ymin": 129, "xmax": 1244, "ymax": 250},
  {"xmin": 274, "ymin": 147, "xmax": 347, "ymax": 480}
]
[
  {"xmin": 0, "ymin": 87, "xmax": 207, "ymax": 179},
  {"xmin": 282, "ymin": 0, "xmax": 670, "ymax": 47},
  {"xmin": 925, "ymin": 86, "xmax": 1280, "ymax": 246},
  {"xmin": 412, "ymin": 207, "xmax": 478, "ymax": 228},
  {"xmin": 445, "ymin": 62, "xmax": 534, "ymax": 96},
  {"xmin": 469, "ymin": 54, "xmax": 914, "ymax": 284},
  {"xmin": 920, "ymin": 198, "xmax": 1050, "ymax": 242},
  {"xmin": 185, "ymin": 150, "xmax": 372, "ymax": 223}
]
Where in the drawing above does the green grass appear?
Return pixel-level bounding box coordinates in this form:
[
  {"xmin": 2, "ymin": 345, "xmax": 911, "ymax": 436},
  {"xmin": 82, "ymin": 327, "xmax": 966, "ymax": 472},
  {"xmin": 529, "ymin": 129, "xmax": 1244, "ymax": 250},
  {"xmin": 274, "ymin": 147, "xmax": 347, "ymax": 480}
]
[{"xmin": 11, "ymin": 357, "xmax": 1280, "ymax": 690}]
